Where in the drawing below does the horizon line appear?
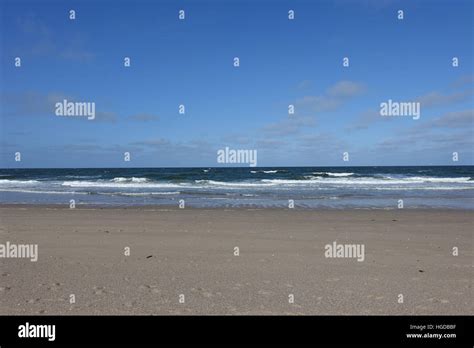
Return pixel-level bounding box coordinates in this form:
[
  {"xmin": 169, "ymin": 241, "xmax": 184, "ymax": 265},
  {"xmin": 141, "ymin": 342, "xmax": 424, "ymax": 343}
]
[{"xmin": 1, "ymin": 164, "xmax": 473, "ymax": 170}]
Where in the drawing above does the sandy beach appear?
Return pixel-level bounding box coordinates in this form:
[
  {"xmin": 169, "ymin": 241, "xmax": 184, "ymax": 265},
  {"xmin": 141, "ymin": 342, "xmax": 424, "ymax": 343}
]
[{"xmin": 0, "ymin": 205, "xmax": 472, "ymax": 315}]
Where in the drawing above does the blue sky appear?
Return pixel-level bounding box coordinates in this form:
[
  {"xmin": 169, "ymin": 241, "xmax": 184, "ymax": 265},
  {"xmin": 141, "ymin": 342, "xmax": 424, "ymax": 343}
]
[{"xmin": 0, "ymin": 0, "xmax": 473, "ymax": 168}]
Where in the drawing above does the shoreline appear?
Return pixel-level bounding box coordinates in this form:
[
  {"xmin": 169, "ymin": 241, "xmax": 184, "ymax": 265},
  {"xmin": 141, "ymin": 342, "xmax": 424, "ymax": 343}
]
[{"xmin": 1, "ymin": 203, "xmax": 473, "ymax": 211}]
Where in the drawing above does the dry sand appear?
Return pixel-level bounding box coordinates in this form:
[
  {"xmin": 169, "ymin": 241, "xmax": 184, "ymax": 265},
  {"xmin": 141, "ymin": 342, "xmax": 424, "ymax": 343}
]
[{"xmin": 0, "ymin": 205, "xmax": 472, "ymax": 315}]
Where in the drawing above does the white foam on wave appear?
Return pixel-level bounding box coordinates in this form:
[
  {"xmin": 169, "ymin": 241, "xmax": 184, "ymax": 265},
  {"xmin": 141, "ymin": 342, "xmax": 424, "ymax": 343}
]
[
  {"xmin": 62, "ymin": 180, "xmax": 187, "ymax": 188},
  {"xmin": 196, "ymin": 180, "xmax": 275, "ymax": 187},
  {"xmin": 100, "ymin": 191, "xmax": 180, "ymax": 196},
  {"xmin": 0, "ymin": 179, "xmax": 40, "ymax": 185},
  {"xmin": 112, "ymin": 177, "xmax": 148, "ymax": 183},
  {"xmin": 6, "ymin": 175, "xmax": 472, "ymax": 192},
  {"xmin": 191, "ymin": 177, "xmax": 474, "ymax": 188},
  {"xmin": 64, "ymin": 175, "xmax": 102, "ymax": 179},
  {"xmin": 313, "ymin": 172, "xmax": 354, "ymax": 177},
  {"xmin": 389, "ymin": 176, "xmax": 472, "ymax": 183},
  {"xmin": 250, "ymin": 170, "xmax": 280, "ymax": 174},
  {"xmin": 371, "ymin": 186, "xmax": 474, "ymax": 191},
  {"xmin": 0, "ymin": 188, "xmax": 87, "ymax": 194},
  {"xmin": 262, "ymin": 176, "xmax": 473, "ymax": 185}
]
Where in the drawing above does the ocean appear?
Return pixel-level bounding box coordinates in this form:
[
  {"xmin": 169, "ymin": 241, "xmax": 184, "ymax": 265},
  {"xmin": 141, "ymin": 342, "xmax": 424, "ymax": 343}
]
[{"xmin": 0, "ymin": 166, "xmax": 473, "ymax": 209}]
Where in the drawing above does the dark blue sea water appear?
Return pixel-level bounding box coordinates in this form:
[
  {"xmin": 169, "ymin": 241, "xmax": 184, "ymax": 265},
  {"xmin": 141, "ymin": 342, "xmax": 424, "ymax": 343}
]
[{"xmin": 0, "ymin": 166, "xmax": 473, "ymax": 209}]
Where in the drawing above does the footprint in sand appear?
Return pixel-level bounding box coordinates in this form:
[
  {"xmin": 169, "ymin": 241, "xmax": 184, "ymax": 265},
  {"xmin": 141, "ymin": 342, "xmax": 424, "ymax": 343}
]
[
  {"xmin": 201, "ymin": 290, "xmax": 214, "ymax": 298},
  {"xmin": 27, "ymin": 298, "xmax": 40, "ymax": 304},
  {"xmin": 191, "ymin": 287, "xmax": 214, "ymax": 298},
  {"xmin": 139, "ymin": 284, "xmax": 161, "ymax": 294},
  {"xmin": 0, "ymin": 286, "xmax": 11, "ymax": 291},
  {"xmin": 232, "ymin": 284, "xmax": 242, "ymax": 290},
  {"xmin": 124, "ymin": 301, "xmax": 137, "ymax": 308},
  {"xmin": 415, "ymin": 305, "xmax": 429, "ymax": 311},
  {"xmin": 93, "ymin": 286, "xmax": 106, "ymax": 295},
  {"xmin": 47, "ymin": 282, "xmax": 63, "ymax": 291}
]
